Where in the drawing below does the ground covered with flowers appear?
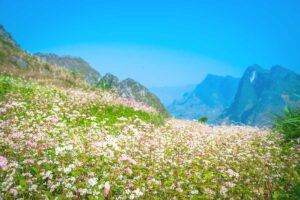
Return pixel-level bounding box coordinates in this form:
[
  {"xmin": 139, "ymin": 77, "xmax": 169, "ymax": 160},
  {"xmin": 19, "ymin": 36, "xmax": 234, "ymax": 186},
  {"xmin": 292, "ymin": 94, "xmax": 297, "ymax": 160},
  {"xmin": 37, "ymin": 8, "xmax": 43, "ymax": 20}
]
[{"xmin": 0, "ymin": 75, "xmax": 299, "ymax": 199}]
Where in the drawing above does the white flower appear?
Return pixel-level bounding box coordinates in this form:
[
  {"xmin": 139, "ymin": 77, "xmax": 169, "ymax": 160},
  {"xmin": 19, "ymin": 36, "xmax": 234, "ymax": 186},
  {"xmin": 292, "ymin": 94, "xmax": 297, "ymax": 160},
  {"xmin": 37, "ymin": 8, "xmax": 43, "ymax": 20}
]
[
  {"xmin": 64, "ymin": 167, "xmax": 72, "ymax": 174},
  {"xmin": 133, "ymin": 188, "xmax": 143, "ymax": 197},
  {"xmin": 191, "ymin": 190, "xmax": 199, "ymax": 195},
  {"xmin": 129, "ymin": 194, "xmax": 135, "ymax": 200},
  {"xmin": 88, "ymin": 177, "xmax": 98, "ymax": 187},
  {"xmin": 220, "ymin": 186, "xmax": 227, "ymax": 197}
]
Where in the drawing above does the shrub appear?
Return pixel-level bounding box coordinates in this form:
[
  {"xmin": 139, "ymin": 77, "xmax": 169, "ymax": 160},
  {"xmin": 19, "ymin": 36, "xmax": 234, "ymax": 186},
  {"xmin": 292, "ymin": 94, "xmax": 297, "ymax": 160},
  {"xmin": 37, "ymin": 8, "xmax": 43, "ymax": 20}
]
[
  {"xmin": 198, "ymin": 116, "xmax": 208, "ymax": 123},
  {"xmin": 273, "ymin": 105, "xmax": 300, "ymax": 140}
]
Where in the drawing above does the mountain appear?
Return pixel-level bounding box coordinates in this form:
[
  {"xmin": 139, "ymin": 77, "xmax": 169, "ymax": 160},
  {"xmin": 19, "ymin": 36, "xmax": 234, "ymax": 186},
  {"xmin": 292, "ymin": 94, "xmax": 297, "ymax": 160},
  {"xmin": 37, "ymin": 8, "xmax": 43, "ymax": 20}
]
[
  {"xmin": 35, "ymin": 53, "xmax": 100, "ymax": 85},
  {"xmin": 149, "ymin": 84, "xmax": 196, "ymax": 106},
  {"xmin": 168, "ymin": 74, "xmax": 240, "ymax": 123},
  {"xmin": 0, "ymin": 25, "xmax": 18, "ymax": 47},
  {"xmin": 98, "ymin": 73, "xmax": 169, "ymax": 117},
  {"xmin": 0, "ymin": 25, "xmax": 88, "ymax": 88},
  {"xmin": 219, "ymin": 65, "xmax": 300, "ymax": 126}
]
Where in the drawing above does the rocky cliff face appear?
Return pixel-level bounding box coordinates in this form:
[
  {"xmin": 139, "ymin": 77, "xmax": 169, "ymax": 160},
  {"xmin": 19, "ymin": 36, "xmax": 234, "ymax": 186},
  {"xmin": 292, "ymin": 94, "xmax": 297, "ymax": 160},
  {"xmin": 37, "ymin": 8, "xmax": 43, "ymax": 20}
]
[
  {"xmin": 0, "ymin": 25, "xmax": 18, "ymax": 47},
  {"xmin": 219, "ymin": 65, "xmax": 300, "ymax": 126},
  {"xmin": 98, "ymin": 74, "xmax": 169, "ymax": 117},
  {"xmin": 35, "ymin": 53, "xmax": 101, "ymax": 86},
  {"xmin": 168, "ymin": 74, "xmax": 240, "ymax": 123}
]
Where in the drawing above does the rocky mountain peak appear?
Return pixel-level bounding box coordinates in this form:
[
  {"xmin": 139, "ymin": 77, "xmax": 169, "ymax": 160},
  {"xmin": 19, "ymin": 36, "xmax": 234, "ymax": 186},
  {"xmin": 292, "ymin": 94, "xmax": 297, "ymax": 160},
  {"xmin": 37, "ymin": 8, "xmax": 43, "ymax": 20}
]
[{"xmin": 0, "ymin": 25, "xmax": 18, "ymax": 47}]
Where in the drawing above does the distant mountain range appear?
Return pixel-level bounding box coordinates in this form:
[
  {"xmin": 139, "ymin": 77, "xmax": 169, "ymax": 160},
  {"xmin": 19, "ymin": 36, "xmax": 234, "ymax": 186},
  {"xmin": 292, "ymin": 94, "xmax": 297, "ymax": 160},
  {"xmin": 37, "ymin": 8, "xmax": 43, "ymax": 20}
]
[
  {"xmin": 166, "ymin": 65, "xmax": 300, "ymax": 126},
  {"xmin": 149, "ymin": 84, "xmax": 196, "ymax": 106},
  {"xmin": 0, "ymin": 25, "xmax": 168, "ymax": 116},
  {"xmin": 167, "ymin": 74, "xmax": 240, "ymax": 123}
]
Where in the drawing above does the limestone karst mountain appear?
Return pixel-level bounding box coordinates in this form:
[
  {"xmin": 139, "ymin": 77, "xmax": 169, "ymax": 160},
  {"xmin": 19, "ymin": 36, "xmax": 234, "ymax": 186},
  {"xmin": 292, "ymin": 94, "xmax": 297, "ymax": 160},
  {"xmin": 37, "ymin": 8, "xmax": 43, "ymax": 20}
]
[
  {"xmin": 219, "ymin": 65, "xmax": 300, "ymax": 125},
  {"xmin": 168, "ymin": 74, "xmax": 239, "ymax": 123}
]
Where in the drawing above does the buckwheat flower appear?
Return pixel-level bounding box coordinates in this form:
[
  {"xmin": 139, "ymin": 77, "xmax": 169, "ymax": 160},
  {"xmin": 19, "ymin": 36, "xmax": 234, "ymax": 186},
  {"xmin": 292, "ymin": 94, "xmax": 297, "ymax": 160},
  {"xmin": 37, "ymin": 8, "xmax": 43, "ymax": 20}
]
[
  {"xmin": 66, "ymin": 191, "xmax": 74, "ymax": 198},
  {"xmin": 0, "ymin": 156, "xmax": 8, "ymax": 170},
  {"xmin": 191, "ymin": 190, "xmax": 199, "ymax": 195},
  {"xmin": 23, "ymin": 159, "xmax": 34, "ymax": 165},
  {"xmin": 9, "ymin": 188, "xmax": 18, "ymax": 197},
  {"xmin": 124, "ymin": 167, "xmax": 133, "ymax": 174},
  {"xmin": 226, "ymin": 182, "xmax": 236, "ymax": 188},
  {"xmin": 226, "ymin": 169, "xmax": 239, "ymax": 178},
  {"xmin": 120, "ymin": 155, "xmax": 137, "ymax": 165},
  {"xmin": 88, "ymin": 177, "xmax": 98, "ymax": 187},
  {"xmin": 89, "ymin": 92, "xmax": 97, "ymax": 100},
  {"xmin": 204, "ymin": 188, "xmax": 215, "ymax": 196},
  {"xmin": 134, "ymin": 188, "xmax": 143, "ymax": 197},
  {"xmin": 104, "ymin": 181, "xmax": 110, "ymax": 198},
  {"xmin": 64, "ymin": 166, "xmax": 72, "ymax": 174},
  {"xmin": 79, "ymin": 188, "xmax": 88, "ymax": 195},
  {"xmin": 220, "ymin": 186, "xmax": 227, "ymax": 197},
  {"xmin": 129, "ymin": 194, "xmax": 135, "ymax": 200}
]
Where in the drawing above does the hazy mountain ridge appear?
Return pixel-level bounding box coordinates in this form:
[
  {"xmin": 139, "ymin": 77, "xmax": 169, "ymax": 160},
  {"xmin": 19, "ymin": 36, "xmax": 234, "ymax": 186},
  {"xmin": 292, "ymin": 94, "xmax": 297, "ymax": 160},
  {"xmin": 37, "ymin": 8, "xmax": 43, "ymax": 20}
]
[
  {"xmin": 219, "ymin": 65, "xmax": 300, "ymax": 125},
  {"xmin": 168, "ymin": 74, "xmax": 240, "ymax": 123},
  {"xmin": 35, "ymin": 53, "xmax": 101, "ymax": 86},
  {"xmin": 98, "ymin": 73, "xmax": 169, "ymax": 117},
  {"xmin": 149, "ymin": 84, "xmax": 196, "ymax": 106}
]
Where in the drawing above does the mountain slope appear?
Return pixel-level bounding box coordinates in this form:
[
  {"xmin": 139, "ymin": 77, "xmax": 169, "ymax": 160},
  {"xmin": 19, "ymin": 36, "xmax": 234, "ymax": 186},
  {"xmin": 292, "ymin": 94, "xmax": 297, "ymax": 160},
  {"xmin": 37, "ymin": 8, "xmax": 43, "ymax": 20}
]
[
  {"xmin": 168, "ymin": 74, "xmax": 240, "ymax": 123},
  {"xmin": 0, "ymin": 25, "xmax": 18, "ymax": 47},
  {"xmin": 35, "ymin": 53, "xmax": 100, "ymax": 85},
  {"xmin": 98, "ymin": 73, "xmax": 169, "ymax": 117},
  {"xmin": 219, "ymin": 65, "xmax": 300, "ymax": 125},
  {"xmin": 0, "ymin": 25, "xmax": 88, "ymax": 88}
]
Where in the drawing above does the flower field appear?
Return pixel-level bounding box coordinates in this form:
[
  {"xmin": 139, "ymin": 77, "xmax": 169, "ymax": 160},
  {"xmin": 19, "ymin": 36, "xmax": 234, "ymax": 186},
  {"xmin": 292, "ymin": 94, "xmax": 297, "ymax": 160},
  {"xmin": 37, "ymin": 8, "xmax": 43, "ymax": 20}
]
[{"xmin": 0, "ymin": 75, "xmax": 299, "ymax": 199}]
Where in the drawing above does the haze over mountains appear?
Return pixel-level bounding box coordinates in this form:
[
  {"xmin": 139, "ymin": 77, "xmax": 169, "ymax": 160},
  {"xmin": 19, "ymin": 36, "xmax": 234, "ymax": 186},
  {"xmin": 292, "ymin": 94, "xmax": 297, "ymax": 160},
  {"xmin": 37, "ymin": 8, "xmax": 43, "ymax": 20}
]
[
  {"xmin": 167, "ymin": 75, "xmax": 240, "ymax": 123},
  {"xmin": 149, "ymin": 84, "xmax": 196, "ymax": 106},
  {"xmin": 1, "ymin": 23, "xmax": 300, "ymax": 126},
  {"xmin": 159, "ymin": 65, "xmax": 300, "ymax": 126},
  {"xmin": 0, "ymin": 25, "xmax": 167, "ymax": 116}
]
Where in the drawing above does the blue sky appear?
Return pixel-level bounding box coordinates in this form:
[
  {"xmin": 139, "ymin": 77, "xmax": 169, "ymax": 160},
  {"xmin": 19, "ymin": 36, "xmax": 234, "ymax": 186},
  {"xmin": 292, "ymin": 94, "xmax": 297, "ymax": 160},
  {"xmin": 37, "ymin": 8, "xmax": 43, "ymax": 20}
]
[{"xmin": 1, "ymin": 0, "xmax": 300, "ymax": 87}]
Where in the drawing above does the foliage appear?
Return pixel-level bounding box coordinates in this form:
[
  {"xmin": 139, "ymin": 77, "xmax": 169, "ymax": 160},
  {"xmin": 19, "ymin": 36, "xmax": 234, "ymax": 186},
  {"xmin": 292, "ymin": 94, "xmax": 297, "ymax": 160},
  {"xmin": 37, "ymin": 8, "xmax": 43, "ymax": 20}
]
[
  {"xmin": 198, "ymin": 116, "xmax": 208, "ymax": 123},
  {"xmin": 273, "ymin": 104, "xmax": 300, "ymax": 141}
]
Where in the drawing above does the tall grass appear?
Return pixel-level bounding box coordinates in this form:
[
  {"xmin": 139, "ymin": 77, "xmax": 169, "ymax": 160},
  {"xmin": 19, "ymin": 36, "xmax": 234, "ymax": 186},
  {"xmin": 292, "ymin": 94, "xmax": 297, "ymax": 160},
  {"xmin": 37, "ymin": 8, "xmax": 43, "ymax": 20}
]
[{"xmin": 273, "ymin": 105, "xmax": 300, "ymax": 141}]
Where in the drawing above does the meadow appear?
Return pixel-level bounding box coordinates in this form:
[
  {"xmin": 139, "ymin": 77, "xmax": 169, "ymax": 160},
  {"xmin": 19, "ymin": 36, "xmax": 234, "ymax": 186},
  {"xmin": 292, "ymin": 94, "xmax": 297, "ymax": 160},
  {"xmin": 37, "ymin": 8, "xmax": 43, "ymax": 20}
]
[{"xmin": 0, "ymin": 75, "xmax": 299, "ymax": 199}]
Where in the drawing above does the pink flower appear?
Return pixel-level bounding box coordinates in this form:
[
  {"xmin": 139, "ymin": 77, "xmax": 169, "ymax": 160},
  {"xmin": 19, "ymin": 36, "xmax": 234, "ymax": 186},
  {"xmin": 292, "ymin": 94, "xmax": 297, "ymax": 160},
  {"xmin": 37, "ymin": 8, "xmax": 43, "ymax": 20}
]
[
  {"xmin": 104, "ymin": 181, "xmax": 110, "ymax": 198},
  {"xmin": 120, "ymin": 155, "xmax": 137, "ymax": 165},
  {"xmin": 37, "ymin": 143, "xmax": 47, "ymax": 149},
  {"xmin": 124, "ymin": 167, "xmax": 133, "ymax": 174},
  {"xmin": 26, "ymin": 140, "xmax": 37, "ymax": 148},
  {"xmin": 0, "ymin": 156, "xmax": 8, "ymax": 170},
  {"xmin": 23, "ymin": 159, "xmax": 34, "ymax": 164},
  {"xmin": 9, "ymin": 188, "xmax": 18, "ymax": 197},
  {"xmin": 89, "ymin": 92, "xmax": 97, "ymax": 100}
]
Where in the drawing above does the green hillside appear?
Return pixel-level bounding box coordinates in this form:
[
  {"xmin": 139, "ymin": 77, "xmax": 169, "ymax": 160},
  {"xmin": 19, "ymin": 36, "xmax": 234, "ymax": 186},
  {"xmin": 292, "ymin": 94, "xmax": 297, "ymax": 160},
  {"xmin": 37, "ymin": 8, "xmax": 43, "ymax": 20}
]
[{"xmin": 98, "ymin": 74, "xmax": 169, "ymax": 117}]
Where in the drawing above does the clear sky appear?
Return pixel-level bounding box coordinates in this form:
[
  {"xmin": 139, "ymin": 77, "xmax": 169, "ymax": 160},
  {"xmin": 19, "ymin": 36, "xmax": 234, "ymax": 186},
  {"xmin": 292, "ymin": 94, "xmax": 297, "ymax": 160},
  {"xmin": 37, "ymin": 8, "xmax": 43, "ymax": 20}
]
[{"xmin": 1, "ymin": 0, "xmax": 300, "ymax": 87}]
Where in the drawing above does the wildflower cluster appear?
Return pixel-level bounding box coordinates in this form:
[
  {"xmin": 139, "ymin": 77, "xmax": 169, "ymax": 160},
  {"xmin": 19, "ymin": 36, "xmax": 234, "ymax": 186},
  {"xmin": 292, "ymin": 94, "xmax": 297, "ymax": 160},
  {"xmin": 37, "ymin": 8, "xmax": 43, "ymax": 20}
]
[{"xmin": 0, "ymin": 75, "xmax": 299, "ymax": 199}]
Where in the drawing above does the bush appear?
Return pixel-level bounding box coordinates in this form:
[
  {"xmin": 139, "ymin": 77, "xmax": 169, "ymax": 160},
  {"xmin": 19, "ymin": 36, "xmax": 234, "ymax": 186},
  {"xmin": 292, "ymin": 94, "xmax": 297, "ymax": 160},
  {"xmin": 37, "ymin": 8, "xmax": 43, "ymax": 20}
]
[
  {"xmin": 273, "ymin": 105, "xmax": 300, "ymax": 140},
  {"xmin": 198, "ymin": 116, "xmax": 208, "ymax": 123}
]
